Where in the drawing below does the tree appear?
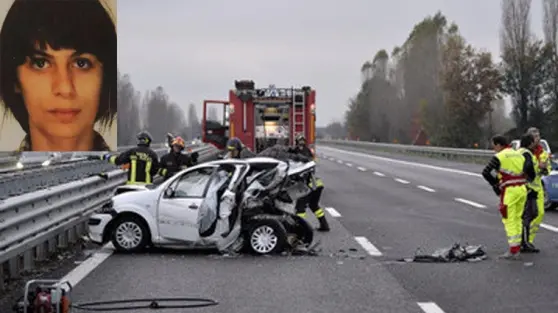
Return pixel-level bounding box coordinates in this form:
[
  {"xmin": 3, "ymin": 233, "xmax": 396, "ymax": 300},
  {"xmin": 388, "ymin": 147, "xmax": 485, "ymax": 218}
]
[
  {"xmin": 117, "ymin": 71, "xmax": 141, "ymax": 146},
  {"xmin": 438, "ymin": 27, "xmax": 503, "ymax": 147},
  {"xmin": 543, "ymin": 0, "xmax": 558, "ymax": 146},
  {"xmin": 187, "ymin": 103, "xmax": 201, "ymax": 139},
  {"xmin": 500, "ymin": 0, "xmax": 543, "ymax": 132},
  {"xmin": 207, "ymin": 107, "xmax": 219, "ymax": 122}
]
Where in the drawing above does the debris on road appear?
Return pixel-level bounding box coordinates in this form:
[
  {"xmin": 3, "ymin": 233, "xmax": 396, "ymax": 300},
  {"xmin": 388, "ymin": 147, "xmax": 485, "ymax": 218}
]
[{"xmin": 399, "ymin": 243, "xmax": 487, "ymax": 263}]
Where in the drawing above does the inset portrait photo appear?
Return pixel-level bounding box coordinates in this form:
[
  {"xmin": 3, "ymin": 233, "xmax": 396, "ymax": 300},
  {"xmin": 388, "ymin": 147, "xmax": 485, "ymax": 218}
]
[{"xmin": 0, "ymin": 0, "xmax": 117, "ymax": 152}]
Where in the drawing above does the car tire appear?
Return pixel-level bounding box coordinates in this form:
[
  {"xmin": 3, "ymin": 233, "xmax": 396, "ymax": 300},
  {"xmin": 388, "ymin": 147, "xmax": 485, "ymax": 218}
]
[
  {"xmin": 110, "ymin": 215, "xmax": 149, "ymax": 253},
  {"xmin": 290, "ymin": 215, "xmax": 314, "ymax": 247},
  {"xmin": 247, "ymin": 218, "xmax": 287, "ymax": 255}
]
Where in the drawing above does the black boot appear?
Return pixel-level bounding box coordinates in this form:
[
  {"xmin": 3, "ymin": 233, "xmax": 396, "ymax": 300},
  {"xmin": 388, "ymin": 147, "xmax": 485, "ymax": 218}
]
[
  {"xmin": 317, "ymin": 216, "xmax": 330, "ymax": 232},
  {"xmin": 521, "ymin": 226, "xmax": 540, "ymax": 253}
]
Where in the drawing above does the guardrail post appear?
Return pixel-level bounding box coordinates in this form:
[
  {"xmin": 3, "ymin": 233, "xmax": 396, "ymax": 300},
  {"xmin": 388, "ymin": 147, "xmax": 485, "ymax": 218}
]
[
  {"xmin": 8, "ymin": 257, "xmax": 19, "ymax": 278},
  {"xmin": 36, "ymin": 241, "xmax": 46, "ymax": 261},
  {"xmin": 48, "ymin": 238, "xmax": 57, "ymax": 255},
  {"xmin": 57, "ymin": 231, "xmax": 68, "ymax": 249},
  {"xmin": 0, "ymin": 261, "xmax": 5, "ymax": 291},
  {"xmin": 68, "ymin": 227, "xmax": 77, "ymax": 244},
  {"xmin": 23, "ymin": 249, "xmax": 33, "ymax": 272}
]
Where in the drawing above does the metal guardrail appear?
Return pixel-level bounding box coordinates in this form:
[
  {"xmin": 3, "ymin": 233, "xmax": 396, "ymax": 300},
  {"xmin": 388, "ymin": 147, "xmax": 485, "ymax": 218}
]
[
  {"xmin": 317, "ymin": 139, "xmax": 495, "ymax": 163},
  {"xmin": 0, "ymin": 143, "xmax": 170, "ymax": 173},
  {"xmin": 0, "ymin": 145, "xmax": 180, "ymax": 200},
  {"xmin": 0, "ymin": 143, "xmax": 221, "ymax": 288}
]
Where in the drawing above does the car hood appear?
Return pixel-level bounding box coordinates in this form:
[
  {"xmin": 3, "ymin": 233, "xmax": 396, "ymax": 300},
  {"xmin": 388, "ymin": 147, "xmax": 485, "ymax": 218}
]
[{"xmin": 113, "ymin": 188, "xmax": 158, "ymax": 209}]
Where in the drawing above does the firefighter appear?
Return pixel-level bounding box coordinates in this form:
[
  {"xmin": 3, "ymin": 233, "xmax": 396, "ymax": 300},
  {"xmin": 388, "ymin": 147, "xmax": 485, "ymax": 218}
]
[
  {"xmin": 158, "ymin": 136, "xmax": 195, "ymax": 181},
  {"xmin": 102, "ymin": 131, "xmax": 160, "ymax": 185},
  {"xmin": 525, "ymin": 127, "xmax": 552, "ymax": 247},
  {"xmin": 517, "ymin": 133, "xmax": 539, "ymax": 252},
  {"xmin": 226, "ymin": 137, "xmax": 256, "ymax": 159},
  {"xmin": 292, "ymin": 134, "xmax": 330, "ymax": 232},
  {"xmin": 481, "ymin": 135, "xmax": 529, "ymax": 259}
]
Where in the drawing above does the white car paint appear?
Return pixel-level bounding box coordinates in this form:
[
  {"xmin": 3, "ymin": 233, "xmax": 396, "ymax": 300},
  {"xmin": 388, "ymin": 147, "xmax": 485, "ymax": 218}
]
[{"xmin": 89, "ymin": 157, "xmax": 316, "ymax": 251}]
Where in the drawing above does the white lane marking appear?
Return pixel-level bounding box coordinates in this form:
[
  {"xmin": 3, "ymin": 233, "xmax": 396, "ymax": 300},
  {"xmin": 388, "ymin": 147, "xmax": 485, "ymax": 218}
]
[
  {"xmin": 417, "ymin": 302, "xmax": 446, "ymax": 313},
  {"xmin": 337, "ymin": 160, "xmax": 343, "ymax": 164},
  {"xmin": 357, "ymin": 166, "xmax": 367, "ymax": 172},
  {"xmin": 541, "ymin": 223, "xmax": 558, "ymax": 233},
  {"xmin": 319, "ymin": 146, "xmax": 482, "ymax": 177},
  {"xmin": 417, "ymin": 185, "xmax": 436, "ymax": 192},
  {"xmin": 346, "ymin": 163, "xmax": 353, "ymax": 167},
  {"xmin": 454, "ymin": 198, "xmax": 487, "ymax": 208},
  {"xmin": 373, "ymin": 171, "xmax": 385, "ymax": 177},
  {"xmin": 325, "ymin": 207, "xmax": 341, "ymax": 217},
  {"xmin": 59, "ymin": 243, "xmax": 114, "ymax": 290},
  {"xmin": 394, "ymin": 178, "xmax": 410, "ymax": 184},
  {"xmin": 354, "ymin": 236, "xmax": 383, "ymax": 256}
]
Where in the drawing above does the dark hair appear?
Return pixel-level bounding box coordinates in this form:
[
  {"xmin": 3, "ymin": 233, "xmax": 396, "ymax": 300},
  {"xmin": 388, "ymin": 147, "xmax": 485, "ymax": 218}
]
[
  {"xmin": 492, "ymin": 135, "xmax": 509, "ymax": 146},
  {"xmin": 0, "ymin": 0, "xmax": 117, "ymax": 133},
  {"xmin": 520, "ymin": 133, "xmax": 534, "ymax": 148}
]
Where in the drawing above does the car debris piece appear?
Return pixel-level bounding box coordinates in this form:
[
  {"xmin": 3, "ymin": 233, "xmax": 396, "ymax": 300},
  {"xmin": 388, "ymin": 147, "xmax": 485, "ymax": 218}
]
[{"xmin": 399, "ymin": 243, "xmax": 487, "ymax": 263}]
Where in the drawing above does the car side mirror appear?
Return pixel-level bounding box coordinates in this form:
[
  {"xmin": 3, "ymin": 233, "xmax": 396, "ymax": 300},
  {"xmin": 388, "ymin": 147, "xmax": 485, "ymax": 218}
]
[
  {"xmin": 551, "ymin": 161, "xmax": 558, "ymax": 171},
  {"xmin": 164, "ymin": 188, "xmax": 175, "ymax": 198}
]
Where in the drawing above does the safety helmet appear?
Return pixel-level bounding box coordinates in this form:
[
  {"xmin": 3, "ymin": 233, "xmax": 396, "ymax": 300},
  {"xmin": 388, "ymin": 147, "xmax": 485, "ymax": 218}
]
[
  {"xmin": 226, "ymin": 137, "xmax": 243, "ymax": 151},
  {"xmin": 295, "ymin": 134, "xmax": 306, "ymax": 145},
  {"xmin": 171, "ymin": 136, "xmax": 186, "ymax": 149},
  {"xmin": 137, "ymin": 131, "xmax": 153, "ymax": 146}
]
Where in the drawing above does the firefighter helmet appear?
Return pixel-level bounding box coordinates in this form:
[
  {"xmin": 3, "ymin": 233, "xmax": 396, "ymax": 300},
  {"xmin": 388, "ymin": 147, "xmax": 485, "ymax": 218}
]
[{"xmin": 137, "ymin": 131, "xmax": 153, "ymax": 146}]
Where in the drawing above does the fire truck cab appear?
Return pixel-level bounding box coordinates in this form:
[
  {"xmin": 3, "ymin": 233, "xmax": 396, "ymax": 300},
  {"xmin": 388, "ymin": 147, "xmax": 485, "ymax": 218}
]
[{"xmin": 202, "ymin": 80, "xmax": 316, "ymax": 153}]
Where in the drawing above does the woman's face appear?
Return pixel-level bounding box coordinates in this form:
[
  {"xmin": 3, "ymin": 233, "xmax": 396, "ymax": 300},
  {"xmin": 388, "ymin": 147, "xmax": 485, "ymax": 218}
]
[{"xmin": 16, "ymin": 43, "xmax": 102, "ymax": 139}]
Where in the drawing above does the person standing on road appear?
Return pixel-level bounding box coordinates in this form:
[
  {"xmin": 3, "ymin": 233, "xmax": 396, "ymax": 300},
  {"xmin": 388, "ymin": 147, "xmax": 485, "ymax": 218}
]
[
  {"xmin": 525, "ymin": 127, "xmax": 551, "ymax": 246},
  {"xmin": 291, "ymin": 134, "xmax": 330, "ymax": 232},
  {"xmin": 517, "ymin": 133, "xmax": 538, "ymax": 253},
  {"xmin": 102, "ymin": 131, "xmax": 160, "ymax": 185},
  {"xmin": 481, "ymin": 135, "xmax": 529, "ymax": 259}
]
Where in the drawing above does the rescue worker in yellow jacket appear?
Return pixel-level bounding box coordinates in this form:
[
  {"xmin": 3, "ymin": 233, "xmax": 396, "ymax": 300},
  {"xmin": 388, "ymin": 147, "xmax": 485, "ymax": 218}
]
[
  {"xmin": 102, "ymin": 131, "xmax": 160, "ymax": 185},
  {"xmin": 517, "ymin": 133, "xmax": 539, "ymax": 253},
  {"xmin": 482, "ymin": 135, "xmax": 530, "ymax": 259},
  {"xmin": 525, "ymin": 127, "xmax": 552, "ymax": 247},
  {"xmin": 291, "ymin": 134, "xmax": 330, "ymax": 232}
]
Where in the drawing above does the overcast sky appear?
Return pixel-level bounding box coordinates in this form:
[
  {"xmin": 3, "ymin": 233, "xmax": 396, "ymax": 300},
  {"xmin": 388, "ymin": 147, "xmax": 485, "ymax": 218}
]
[{"xmin": 117, "ymin": 0, "xmax": 545, "ymax": 127}]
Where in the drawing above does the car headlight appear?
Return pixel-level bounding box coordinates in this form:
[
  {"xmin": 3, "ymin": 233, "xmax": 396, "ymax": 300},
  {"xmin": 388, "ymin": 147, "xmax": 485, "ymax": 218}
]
[
  {"xmin": 42, "ymin": 159, "xmax": 51, "ymax": 167},
  {"xmin": 99, "ymin": 200, "xmax": 114, "ymax": 213},
  {"xmin": 16, "ymin": 162, "xmax": 23, "ymax": 169}
]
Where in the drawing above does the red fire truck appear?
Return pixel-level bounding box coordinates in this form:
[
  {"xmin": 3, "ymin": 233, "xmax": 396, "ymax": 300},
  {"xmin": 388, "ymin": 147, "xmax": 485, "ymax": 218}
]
[{"xmin": 201, "ymin": 80, "xmax": 316, "ymax": 153}]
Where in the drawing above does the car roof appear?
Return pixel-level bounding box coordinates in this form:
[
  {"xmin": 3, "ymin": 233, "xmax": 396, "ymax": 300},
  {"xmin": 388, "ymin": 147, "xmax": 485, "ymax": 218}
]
[{"xmin": 208, "ymin": 157, "xmax": 281, "ymax": 166}]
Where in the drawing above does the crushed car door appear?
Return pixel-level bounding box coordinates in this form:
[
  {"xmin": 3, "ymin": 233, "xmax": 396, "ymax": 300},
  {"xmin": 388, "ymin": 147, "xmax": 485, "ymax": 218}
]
[{"xmin": 157, "ymin": 166, "xmax": 216, "ymax": 242}]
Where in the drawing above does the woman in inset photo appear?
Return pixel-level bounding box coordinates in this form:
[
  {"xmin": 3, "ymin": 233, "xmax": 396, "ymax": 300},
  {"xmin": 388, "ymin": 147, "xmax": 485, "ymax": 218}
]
[{"xmin": 0, "ymin": 0, "xmax": 117, "ymax": 152}]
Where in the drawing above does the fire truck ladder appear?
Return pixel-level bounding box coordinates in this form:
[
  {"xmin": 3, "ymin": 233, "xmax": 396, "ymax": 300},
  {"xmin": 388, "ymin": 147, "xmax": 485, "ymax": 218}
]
[{"xmin": 293, "ymin": 89, "xmax": 306, "ymax": 138}]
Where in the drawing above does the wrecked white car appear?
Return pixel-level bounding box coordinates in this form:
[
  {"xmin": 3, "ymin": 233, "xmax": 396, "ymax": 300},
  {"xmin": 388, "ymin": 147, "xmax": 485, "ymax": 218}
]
[{"xmin": 88, "ymin": 157, "xmax": 317, "ymax": 255}]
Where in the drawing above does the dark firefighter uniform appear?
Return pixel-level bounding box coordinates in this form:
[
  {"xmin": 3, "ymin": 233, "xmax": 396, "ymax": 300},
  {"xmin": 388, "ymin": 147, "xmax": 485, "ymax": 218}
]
[
  {"xmin": 158, "ymin": 136, "xmax": 195, "ymax": 180},
  {"xmin": 482, "ymin": 135, "xmax": 530, "ymax": 259},
  {"xmin": 518, "ymin": 133, "xmax": 542, "ymax": 253},
  {"xmin": 292, "ymin": 135, "xmax": 330, "ymax": 232},
  {"xmin": 226, "ymin": 137, "xmax": 256, "ymax": 159},
  {"xmin": 104, "ymin": 131, "xmax": 160, "ymax": 185}
]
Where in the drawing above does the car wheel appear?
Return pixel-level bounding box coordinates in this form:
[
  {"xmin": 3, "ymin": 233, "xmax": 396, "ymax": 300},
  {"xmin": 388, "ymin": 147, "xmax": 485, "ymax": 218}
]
[
  {"xmin": 111, "ymin": 216, "xmax": 149, "ymax": 253},
  {"xmin": 247, "ymin": 219, "xmax": 287, "ymax": 255}
]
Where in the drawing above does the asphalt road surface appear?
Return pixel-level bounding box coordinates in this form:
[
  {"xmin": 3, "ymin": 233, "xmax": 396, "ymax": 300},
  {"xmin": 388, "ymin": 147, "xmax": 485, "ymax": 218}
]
[{"xmin": 50, "ymin": 145, "xmax": 558, "ymax": 313}]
